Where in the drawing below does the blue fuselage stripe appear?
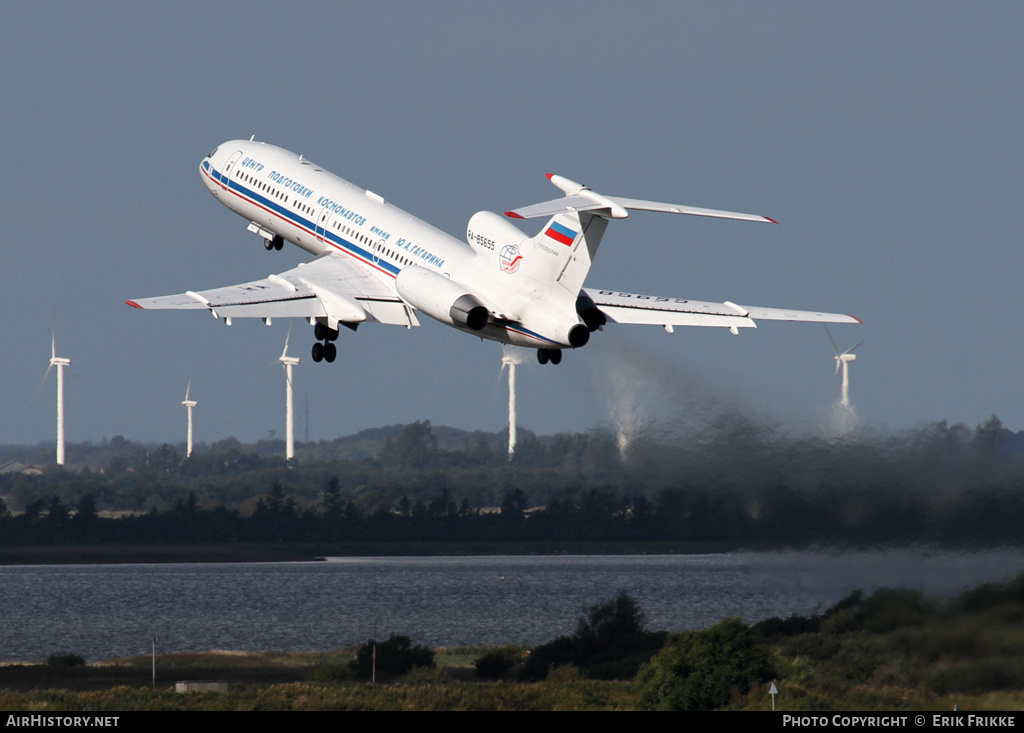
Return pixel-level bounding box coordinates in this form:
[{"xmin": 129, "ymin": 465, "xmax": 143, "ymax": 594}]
[{"xmin": 206, "ymin": 163, "xmax": 399, "ymax": 278}]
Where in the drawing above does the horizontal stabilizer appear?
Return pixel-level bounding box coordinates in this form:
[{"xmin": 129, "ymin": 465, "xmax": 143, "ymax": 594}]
[{"xmin": 505, "ymin": 174, "xmax": 776, "ymax": 224}]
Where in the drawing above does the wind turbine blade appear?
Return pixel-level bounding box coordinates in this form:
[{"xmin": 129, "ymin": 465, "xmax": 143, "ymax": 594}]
[
  {"xmin": 493, "ymin": 361, "xmax": 507, "ymax": 402},
  {"xmin": 281, "ymin": 323, "xmax": 293, "ymax": 360},
  {"xmin": 185, "ymin": 377, "xmax": 192, "ymax": 401},
  {"xmin": 825, "ymin": 325, "xmax": 840, "ymax": 356},
  {"xmin": 37, "ymin": 364, "xmax": 54, "ymax": 396},
  {"xmin": 843, "ymin": 341, "xmax": 865, "ymax": 356}
]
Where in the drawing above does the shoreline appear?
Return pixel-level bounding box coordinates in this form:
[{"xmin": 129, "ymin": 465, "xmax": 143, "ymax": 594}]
[{"xmin": 0, "ymin": 541, "xmax": 747, "ymax": 565}]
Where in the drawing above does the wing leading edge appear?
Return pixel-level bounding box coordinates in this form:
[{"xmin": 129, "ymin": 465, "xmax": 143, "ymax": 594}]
[
  {"xmin": 585, "ymin": 288, "xmax": 860, "ymax": 332},
  {"xmin": 126, "ymin": 252, "xmax": 420, "ymax": 329}
]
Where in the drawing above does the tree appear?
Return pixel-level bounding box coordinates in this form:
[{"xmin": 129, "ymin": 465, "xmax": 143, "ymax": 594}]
[
  {"xmin": 522, "ymin": 592, "xmax": 666, "ymax": 681},
  {"xmin": 350, "ymin": 634, "xmax": 434, "ymax": 680},
  {"xmin": 381, "ymin": 421, "xmax": 438, "ymax": 469},
  {"xmin": 72, "ymin": 493, "xmax": 98, "ymax": 543},
  {"xmin": 637, "ymin": 617, "xmax": 773, "ymax": 710}
]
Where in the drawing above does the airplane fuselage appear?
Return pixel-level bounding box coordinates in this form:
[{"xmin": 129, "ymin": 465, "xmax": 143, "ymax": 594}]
[{"xmin": 201, "ymin": 140, "xmax": 584, "ymax": 349}]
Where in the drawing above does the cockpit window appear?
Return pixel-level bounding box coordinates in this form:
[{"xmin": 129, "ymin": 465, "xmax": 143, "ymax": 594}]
[{"xmin": 208, "ymin": 147, "xmax": 219, "ymax": 158}]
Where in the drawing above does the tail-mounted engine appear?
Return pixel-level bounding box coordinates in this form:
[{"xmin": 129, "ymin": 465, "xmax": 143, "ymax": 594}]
[
  {"xmin": 395, "ymin": 266, "xmax": 489, "ymax": 330},
  {"xmin": 576, "ymin": 291, "xmax": 607, "ymax": 332}
]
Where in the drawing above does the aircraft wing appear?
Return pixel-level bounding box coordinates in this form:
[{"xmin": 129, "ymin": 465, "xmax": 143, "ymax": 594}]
[
  {"xmin": 126, "ymin": 252, "xmax": 420, "ymax": 328},
  {"xmin": 584, "ymin": 288, "xmax": 860, "ymax": 331}
]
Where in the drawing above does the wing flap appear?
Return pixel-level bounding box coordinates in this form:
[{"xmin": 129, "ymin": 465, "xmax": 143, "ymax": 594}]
[
  {"xmin": 586, "ymin": 289, "xmax": 755, "ymax": 329},
  {"xmin": 585, "ymin": 288, "xmax": 859, "ymax": 329},
  {"xmin": 127, "ymin": 252, "xmax": 420, "ymax": 327},
  {"xmin": 739, "ymin": 306, "xmax": 861, "ymax": 324}
]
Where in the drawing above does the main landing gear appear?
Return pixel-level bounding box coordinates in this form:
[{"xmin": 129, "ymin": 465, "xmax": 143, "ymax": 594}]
[
  {"xmin": 537, "ymin": 348, "xmax": 562, "ymax": 365},
  {"xmin": 311, "ymin": 322, "xmax": 339, "ymax": 363},
  {"xmin": 263, "ymin": 234, "xmax": 284, "ymax": 251}
]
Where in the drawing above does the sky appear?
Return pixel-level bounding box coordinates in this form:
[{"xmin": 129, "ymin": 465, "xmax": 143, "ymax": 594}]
[{"xmin": 1, "ymin": 2, "xmax": 1022, "ymax": 450}]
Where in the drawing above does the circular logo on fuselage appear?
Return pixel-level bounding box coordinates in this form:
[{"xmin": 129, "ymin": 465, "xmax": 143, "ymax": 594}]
[{"xmin": 499, "ymin": 244, "xmax": 523, "ymax": 273}]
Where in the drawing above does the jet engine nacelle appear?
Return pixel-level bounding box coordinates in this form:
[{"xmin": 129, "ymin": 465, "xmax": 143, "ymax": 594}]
[
  {"xmin": 555, "ymin": 321, "xmax": 591, "ymax": 348},
  {"xmin": 395, "ymin": 266, "xmax": 489, "ymax": 331},
  {"xmin": 466, "ymin": 211, "xmax": 527, "ymax": 257},
  {"xmin": 576, "ymin": 291, "xmax": 607, "ymax": 332}
]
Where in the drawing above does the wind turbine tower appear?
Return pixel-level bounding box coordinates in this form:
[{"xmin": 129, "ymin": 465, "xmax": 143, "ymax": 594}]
[
  {"xmin": 181, "ymin": 379, "xmax": 197, "ymax": 458},
  {"xmin": 276, "ymin": 328, "xmax": 300, "ymax": 462},
  {"xmin": 827, "ymin": 326, "xmax": 863, "ymax": 409},
  {"xmin": 43, "ymin": 332, "xmax": 71, "ymax": 466},
  {"xmin": 500, "ymin": 346, "xmax": 524, "ymax": 458}
]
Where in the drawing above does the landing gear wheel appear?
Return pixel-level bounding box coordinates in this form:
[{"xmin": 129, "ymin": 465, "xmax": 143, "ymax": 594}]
[
  {"xmin": 311, "ymin": 342, "xmax": 324, "ymax": 363},
  {"xmin": 537, "ymin": 348, "xmax": 562, "ymax": 365},
  {"xmin": 315, "ymin": 323, "xmax": 340, "ymax": 342},
  {"xmin": 264, "ymin": 238, "xmax": 275, "ymax": 251},
  {"xmin": 274, "ymin": 236, "xmax": 284, "ymax": 250},
  {"xmin": 324, "ymin": 342, "xmax": 337, "ymax": 363}
]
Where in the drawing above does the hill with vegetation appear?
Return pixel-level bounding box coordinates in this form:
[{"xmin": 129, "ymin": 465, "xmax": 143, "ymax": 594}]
[{"xmin": 3, "ymin": 416, "xmax": 1024, "ymax": 549}]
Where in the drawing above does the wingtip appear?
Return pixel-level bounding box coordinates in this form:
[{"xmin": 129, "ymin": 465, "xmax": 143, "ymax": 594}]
[
  {"xmin": 763, "ymin": 216, "xmax": 779, "ymax": 224},
  {"xmin": 544, "ymin": 173, "xmax": 555, "ymax": 181},
  {"xmin": 125, "ymin": 300, "xmax": 143, "ymax": 309},
  {"xmin": 504, "ymin": 211, "xmax": 525, "ymax": 219},
  {"xmin": 847, "ymin": 314, "xmax": 863, "ymax": 324}
]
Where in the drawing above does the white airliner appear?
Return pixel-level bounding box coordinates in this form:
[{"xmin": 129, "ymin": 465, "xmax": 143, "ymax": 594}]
[{"xmin": 127, "ymin": 139, "xmax": 859, "ymax": 365}]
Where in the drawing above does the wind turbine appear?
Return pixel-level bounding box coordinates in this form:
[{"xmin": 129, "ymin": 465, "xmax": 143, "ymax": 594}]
[
  {"xmin": 826, "ymin": 326, "xmax": 863, "ymax": 408},
  {"xmin": 181, "ymin": 378, "xmax": 197, "ymax": 458},
  {"xmin": 499, "ymin": 346, "xmax": 525, "ymax": 458},
  {"xmin": 275, "ymin": 326, "xmax": 300, "ymax": 462},
  {"xmin": 41, "ymin": 330, "xmax": 72, "ymax": 466}
]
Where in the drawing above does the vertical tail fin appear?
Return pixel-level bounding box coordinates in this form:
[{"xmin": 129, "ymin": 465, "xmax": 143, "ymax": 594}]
[{"xmin": 519, "ymin": 211, "xmax": 608, "ymax": 299}]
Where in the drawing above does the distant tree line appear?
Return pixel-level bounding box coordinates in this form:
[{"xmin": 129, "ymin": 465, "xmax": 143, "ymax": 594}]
[{"xmin": 3, "ymin": 416, "xmax": 1024, "ymax": 546}]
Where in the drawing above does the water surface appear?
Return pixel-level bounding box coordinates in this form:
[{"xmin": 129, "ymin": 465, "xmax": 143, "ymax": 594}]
[{"xmin": 1, "ymin": 549, "xmax": 1021, "ymax": 662}]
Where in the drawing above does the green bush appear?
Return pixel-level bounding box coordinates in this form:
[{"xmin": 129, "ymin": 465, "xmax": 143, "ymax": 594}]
[
  {"xmin": 350, "ymin": 634, "xmax": 435, "ymax": 681},
  {"xmin": 474, "ymin": 646, "xmax": 523, "ymax": 680},
  {"xmin": 929, "ymin": 658, "xmax": 1024, "ymax": 695},
  {"xmin": 637, "ymin": 617, "xmax": 773, "ymax": 711},
  {"xmin": 521, "ymin": 592, "xmax": 667, "ymax": 681}
]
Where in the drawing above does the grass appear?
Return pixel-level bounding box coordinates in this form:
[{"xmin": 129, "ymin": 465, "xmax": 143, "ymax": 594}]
[{"xmin": 0, "ymin": 649, "xmax": 637, "ymax": 711}]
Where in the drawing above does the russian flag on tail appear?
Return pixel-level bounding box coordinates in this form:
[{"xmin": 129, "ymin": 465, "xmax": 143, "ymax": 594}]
[{"xmin": 544, "ymin": 221, "xmax": 577, "ymax": 246}]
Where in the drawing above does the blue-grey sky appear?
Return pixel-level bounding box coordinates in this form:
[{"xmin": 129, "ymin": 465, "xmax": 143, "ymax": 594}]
[{"xmin": 1, "ymin": 2, "xmax": 1022, "ymax": 448}]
